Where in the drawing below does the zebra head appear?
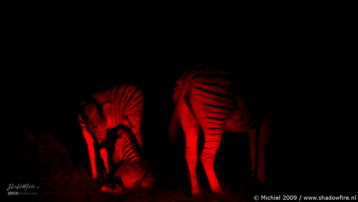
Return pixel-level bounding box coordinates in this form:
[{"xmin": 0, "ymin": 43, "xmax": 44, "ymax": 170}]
[{"xmin": 81, "ymin": 101, "xmax": 107, "ymax": 145}]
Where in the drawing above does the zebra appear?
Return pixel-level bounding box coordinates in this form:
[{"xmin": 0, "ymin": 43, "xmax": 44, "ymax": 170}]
[
  {"xmin": 169, "ymin": 65, "xmax": 273, "ymax": 195},
  {"xmin": 100, "ymin": 126, "xmax": 154, "ymax": 193},
  {"xmin": 78, "ymin": 83, "xmax": 144, "ymax": 180}
]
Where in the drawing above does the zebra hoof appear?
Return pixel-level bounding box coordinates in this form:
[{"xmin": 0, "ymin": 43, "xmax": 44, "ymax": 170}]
[
  {"xmin": 100, "ymin": 185, "xmax": 113, "ymax": 192},
  {"xmin": 212, "ymin": 188, "xmax": 224, "ymax": 195},
  {"xmin": 91, "ymin": 170, "xmax": 98, "ymax": 179},
  {"xmin": 100, "ymin": 184, "xmax": 125, "ymax": 194},
  {"xmin": 191, "ymin": 191, "xmax": 201, "ymax": 198}
]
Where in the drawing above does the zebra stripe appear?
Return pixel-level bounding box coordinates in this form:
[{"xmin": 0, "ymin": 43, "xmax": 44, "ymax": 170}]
[
  {"xmin": 78, "ymin": 83, "xmax": 145, "ymax": 180},
  {"xmin": 170, "ymin": 64, "xmax": 262, "ymax": 195},
  {"xmin": 101, "ymin": 126, "xmax": 155, "ymax": 191},
  {"xmin": 113, "ymin": 128, "xmax": 143, "ymax": 164},
  {"xmin": 79, "ymin": 83, "xmax": 144, "ymax": 148}
]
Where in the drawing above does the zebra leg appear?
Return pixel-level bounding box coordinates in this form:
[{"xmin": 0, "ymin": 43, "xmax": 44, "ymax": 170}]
[
  {"xmin": 99, "ymin": 148, "xmax": 110, "ymax": 174},
  {"xmin": 200, "ymin": 132, "xmax": 223, "ymax": 194},
  {"xmin": 82, "ymin": 127, "xmax": 98, "ymax": 179},
  {"xmin": 248, "ymin": 129, "xmax": 258, "ymax": 179},
  {"xmin": 183, "ymin": 125, "xmax": 200, "ymax": 195},
  {"xmin": 256, "ymin": 117, "xmax": 273, "ymax": 184},
  {"xmin": 177, "ymin": 98, "xmax": 201, "ymax": 195}
]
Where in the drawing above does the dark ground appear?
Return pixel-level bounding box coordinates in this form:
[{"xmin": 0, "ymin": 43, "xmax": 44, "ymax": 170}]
[{"xmin": 5, "ymin": 51, "xmax": 357, "ymax": 201}]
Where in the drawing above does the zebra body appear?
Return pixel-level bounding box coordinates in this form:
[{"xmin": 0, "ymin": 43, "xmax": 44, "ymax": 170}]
[
  {"xmin": 169, "ymin": 65, "xmax": 272, "ymax": 195},
  {"xmin": 78, "ymin": 84, "xmax": 144, "ymax": 179}
]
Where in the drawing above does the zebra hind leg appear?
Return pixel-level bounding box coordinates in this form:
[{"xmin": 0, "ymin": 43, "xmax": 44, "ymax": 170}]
[
  {"xmin": 256, "ymin": 117, "xmax": 273, "ymax": 184},
  {"xmin": 200, "ymin": 132, "xmax": 224, "ymax": 194},
  {"xmin": 248, "ymin": 129, "xmax": 258, "ymax": 180},
  {"xmin": 183, "ymin": 125, "xmax": 200, "ymax": 196}
]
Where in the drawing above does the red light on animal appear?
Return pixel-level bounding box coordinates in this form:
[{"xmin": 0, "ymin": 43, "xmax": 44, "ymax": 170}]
[
  {"xmin": 169, "ymin": 65, "xmax": 273, "ymax": 195},
  {"xmin": 78, "ymin": 84, "xmax": 153, "ymax": 193}
]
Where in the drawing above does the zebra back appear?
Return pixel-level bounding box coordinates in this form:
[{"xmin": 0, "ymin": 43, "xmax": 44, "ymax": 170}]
[
  {"xmin": 79, "ymin": 83, "xmax": 144, "ymax": 144},
  {"xmin": 90, "ymin": 84, "xmax": 144, "ymax": 127},
  {"xmin": 170, "ymin": 65, "xmax": 258, "ymax": 138}
]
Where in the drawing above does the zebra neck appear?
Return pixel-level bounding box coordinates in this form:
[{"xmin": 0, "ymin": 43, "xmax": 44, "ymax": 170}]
[{"xmin": 118, "ymin": 134, "xmax": 142, "ymax": 164}]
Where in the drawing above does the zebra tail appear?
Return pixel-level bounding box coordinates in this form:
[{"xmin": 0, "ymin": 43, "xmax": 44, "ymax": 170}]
[{"xmin": 169, "ymin": 71, "xmax": 194, "ymax": 146}]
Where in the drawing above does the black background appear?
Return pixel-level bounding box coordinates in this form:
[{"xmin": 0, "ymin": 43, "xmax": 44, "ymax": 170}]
[{"xmin": 6, "ymin": 30, "xmax": 356, "ymax": 196}]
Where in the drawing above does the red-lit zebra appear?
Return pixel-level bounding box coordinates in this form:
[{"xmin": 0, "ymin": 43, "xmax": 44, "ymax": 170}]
[
  {"xmin": 169, "ymin": 65, "xmax": 273, "ymax": 195},
  {"xmin": 100, "ymin": 126, "xmax": 154, "ymax": 193},
  {"xmin": 78, "ymin": 84, "xmax": 144, "ymax": 180}
]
